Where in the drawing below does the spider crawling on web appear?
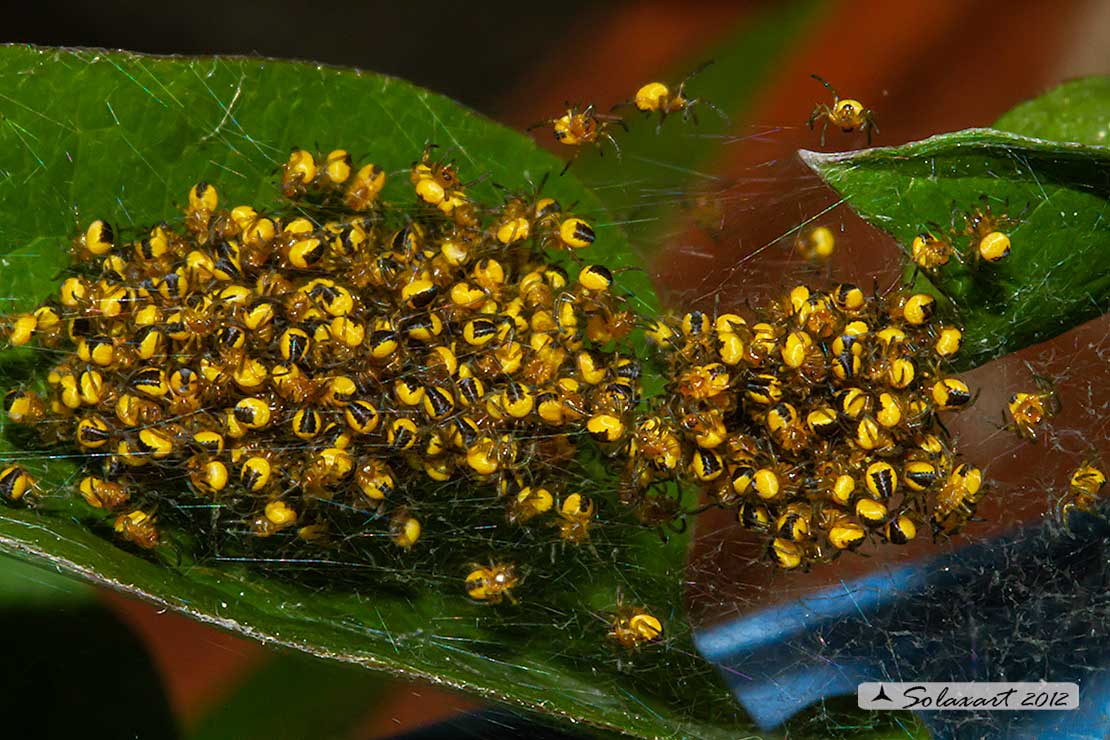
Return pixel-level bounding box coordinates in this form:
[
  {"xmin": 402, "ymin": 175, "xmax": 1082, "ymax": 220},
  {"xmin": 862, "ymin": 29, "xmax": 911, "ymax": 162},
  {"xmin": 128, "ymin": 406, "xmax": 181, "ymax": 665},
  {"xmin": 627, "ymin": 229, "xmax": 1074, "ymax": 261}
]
[{"xmin": 807, "ymin": 73, "xmax": 877, "ymax": 146}]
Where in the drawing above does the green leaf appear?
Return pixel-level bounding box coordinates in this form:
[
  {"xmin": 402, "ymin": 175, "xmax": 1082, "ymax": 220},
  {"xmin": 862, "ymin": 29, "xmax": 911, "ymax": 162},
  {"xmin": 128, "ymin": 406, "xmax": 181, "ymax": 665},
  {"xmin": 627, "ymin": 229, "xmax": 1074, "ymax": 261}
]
[
  {"xmin": 801, "ymin": 76, "xmax": 1110, "ymax": 369},
  {"xmin": 0, "ymin": 45, "xmax": 752, "ymax": 739},
  {"xmin": 0, "ymin": 550, "xmax": 92, "ymax": 605},
  {"xmin": 800, "ymin": 127, "xmax": 1110, "ymax": 368},
  {"xmin": 994, "ymin": 76, "xmax": 1110, "ymax": 146},
  {"xmin": 570, "ymin": 0, "xmax": 827, "ymax": 250},
  {"xmin": 784, "ymin": 697, "xmax": 931, "ymax": 740}
]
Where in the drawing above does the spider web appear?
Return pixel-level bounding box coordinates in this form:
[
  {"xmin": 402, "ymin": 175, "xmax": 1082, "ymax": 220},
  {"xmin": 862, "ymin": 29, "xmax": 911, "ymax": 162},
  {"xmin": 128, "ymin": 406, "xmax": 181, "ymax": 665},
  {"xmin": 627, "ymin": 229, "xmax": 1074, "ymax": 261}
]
[
  {"xmin": 620, "ymin": 128, "xmax": 1110, "ymax": 740},
  {"xmin": 0, "ymin": 55, "xmax": 1107, "ymax": 740}
]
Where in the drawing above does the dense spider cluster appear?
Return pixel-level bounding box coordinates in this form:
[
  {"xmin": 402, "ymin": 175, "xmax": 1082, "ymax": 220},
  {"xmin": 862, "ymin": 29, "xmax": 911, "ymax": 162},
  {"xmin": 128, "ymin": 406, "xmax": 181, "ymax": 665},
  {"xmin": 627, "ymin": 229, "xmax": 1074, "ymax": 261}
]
[
  {"xmin": 633, "ymin": 283, "xmax": 985, "ymax": 569},
  {"xmin": 0, "ymin": 143, "xmax": 999, "ymax": 628},
  {"xmin": 0, "ymin": 147, "xmax": 647, "ymax": 568}
]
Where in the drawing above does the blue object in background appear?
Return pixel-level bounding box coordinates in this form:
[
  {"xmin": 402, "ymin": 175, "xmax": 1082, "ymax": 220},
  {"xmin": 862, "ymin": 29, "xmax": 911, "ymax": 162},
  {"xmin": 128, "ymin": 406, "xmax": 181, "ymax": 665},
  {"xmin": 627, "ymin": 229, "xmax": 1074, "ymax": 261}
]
[{"xmin": 695, "ymin": 511, "xmax": 1110, "ymax": 739}]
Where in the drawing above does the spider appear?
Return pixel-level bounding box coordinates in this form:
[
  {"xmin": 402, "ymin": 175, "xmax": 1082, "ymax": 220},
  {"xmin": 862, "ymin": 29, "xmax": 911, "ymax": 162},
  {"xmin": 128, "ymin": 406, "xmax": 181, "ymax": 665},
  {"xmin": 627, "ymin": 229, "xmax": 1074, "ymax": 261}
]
[
  {"xmin": 954, "ymin": 195, "xmax": 1024, "ymax": 265},
  {"xmin": 609, "ymin": 603, "xmax": 663, "ymax": 649},
  {"xmin": 1059, "ymin": 461, "xmax": 1106, "ymax": 523},
  {"xmin": 529, "ymin": 104, "xmax": 627, "ymax": 174},
  {"xmin": 411, "ymin": 144, "xmax": 470, "ymax": 214},
  {"xmin": 807, "ymin": 74, "xmax": 877, "ymax": 146},
  {"xmin": 1005, "ymin": 371, "xmax": 1060, "ymax": 442},
  {"xmin": 618, "ymin": 60, "xmax": 728, "ymax": 133}
]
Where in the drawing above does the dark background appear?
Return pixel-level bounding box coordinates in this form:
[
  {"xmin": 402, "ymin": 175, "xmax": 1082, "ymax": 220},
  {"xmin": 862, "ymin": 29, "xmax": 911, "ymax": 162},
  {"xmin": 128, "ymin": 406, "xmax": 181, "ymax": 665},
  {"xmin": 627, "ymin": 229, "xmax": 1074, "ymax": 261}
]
[{"xmin": 5, "ymin": 1, "xmax": 607, "ymax": 115}]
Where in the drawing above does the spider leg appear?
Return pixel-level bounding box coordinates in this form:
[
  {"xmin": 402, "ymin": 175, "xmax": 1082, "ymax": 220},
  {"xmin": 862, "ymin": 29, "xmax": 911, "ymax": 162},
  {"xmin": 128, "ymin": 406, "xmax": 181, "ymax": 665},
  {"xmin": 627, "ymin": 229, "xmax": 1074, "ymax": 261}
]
[
  {"xmin": 533, "ymin": 169, "xmax": 551, "ymax": 196},
  {"xmin": 668, "ymin": 516, "xmax": 688, "ymax": 536},
  {"xmin": 820, "ymin": 117, "xmax": 829, "ymax": 147},
  {"xmin": 558, "ymin": 148, "xmax": 580, "ymax": 176},
  {"xmin": 701, "ymin": 98, "xmax": 731, "ymax": 124},
  {"xmin": 934, "ymin": 413, "xmax": 953, "ymax": 440},
  {"xmin": 595, "ymin": 109, "xmax": 626, "ymax": 124},
  {"xmin": 687, "ymin": 501, "xmax": 719, "ymax": 516},
  {"xmin": 810, "ymin": 73, "xmax": 838, "ymax": 96},
  {"xmin": 672, "ymin": 60, "xmax": 714, "ymax": 104},
  {"xmin": 679, "ymin": 59, "xmax": 715, "ymax": 92},
  {"xmin": 460, "ymin": 170, "xmax": 491, "ymax": 190},
  {"xmin": 807, "ymin": 104, "xmax": 824, "ymax": 129},
  {"xmin": 907, "ymin": 263, "xmax": 923, "ymax": 289},
  {"xmin": 604, "ymin": 131, "xmax": 623, "ymax": 161}
]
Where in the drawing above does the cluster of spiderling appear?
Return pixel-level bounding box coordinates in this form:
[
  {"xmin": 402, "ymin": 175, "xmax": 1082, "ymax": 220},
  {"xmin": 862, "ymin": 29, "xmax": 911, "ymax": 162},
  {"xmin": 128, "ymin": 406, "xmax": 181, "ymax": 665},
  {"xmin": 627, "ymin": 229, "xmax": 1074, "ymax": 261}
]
[
  {"xmin": 0, "ymin": 138, "xmax": 1056, "ymax": 648},
  {"xmin": 0, "ymin": 144, "xmax": 671, "ymax": 640},
  {"xmin": 625, "ymin": 282, "xmax": 990, "ymax": 570}
]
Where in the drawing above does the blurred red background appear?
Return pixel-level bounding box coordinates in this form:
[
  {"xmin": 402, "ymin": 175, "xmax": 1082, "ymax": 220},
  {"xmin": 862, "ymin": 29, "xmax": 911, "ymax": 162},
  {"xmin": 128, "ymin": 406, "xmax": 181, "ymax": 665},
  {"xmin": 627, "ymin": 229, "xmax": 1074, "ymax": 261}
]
[{"xmin": 40, "ymin": 0, "xmax": 1108, "ymax": 735}]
